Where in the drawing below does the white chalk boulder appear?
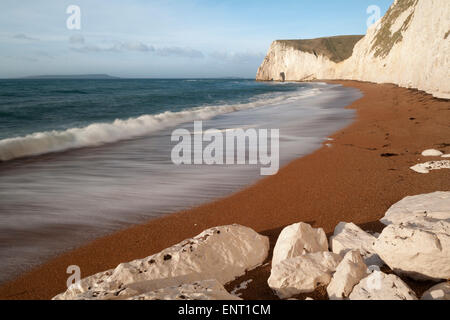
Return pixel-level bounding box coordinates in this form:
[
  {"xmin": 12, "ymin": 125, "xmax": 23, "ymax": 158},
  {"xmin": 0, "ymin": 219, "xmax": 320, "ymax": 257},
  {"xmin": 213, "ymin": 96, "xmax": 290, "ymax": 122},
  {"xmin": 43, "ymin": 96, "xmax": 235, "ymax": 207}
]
[
  {"xmin": 380, "ymin": 192, "xmax": 450, "ymax": 226},
  {"xmin": 327, "ymin": 250, "xmax": 368, "ymax": 300},
  {"xmin": 422, "ymin": 149, "xmax": 444, "ymax": 157},
  {"xmin": 59, "ymin": 280, "xmax": 241, "ymax": 300},
  {"xmin": 53, "ymin": 224, "xmax": 269, "ymax": 300},
  {"xmin": 349, "ymin": 271, "xmax": 417, "ymax": 300},
  {"xmin": 128, "ymin": 280, "xmax": 242, "ymax": 300},
  {"xmin": 374, "ymin": 223, "xmax": 450, "ymax": 281},
  {"xmin": 421, "ymin": 282, "xmax": 450, "ymax": 300},
  {"xmin": 410, "ymin": 160, "xmax": 450, "ymax": 174},
  {"xmin": 329, "ymin": 222, "xmax": 383, "ymax": 267},
  {"xmin": 268, "ymin": 252, "xmax": 342, "ymax": 299},
  {"xmin": 272, "ymin": 222, "xmax": 328, "ymax": 266},
  {"xmin": 54, "ymin": 279, "xmax": 241, "ymax": 301}
]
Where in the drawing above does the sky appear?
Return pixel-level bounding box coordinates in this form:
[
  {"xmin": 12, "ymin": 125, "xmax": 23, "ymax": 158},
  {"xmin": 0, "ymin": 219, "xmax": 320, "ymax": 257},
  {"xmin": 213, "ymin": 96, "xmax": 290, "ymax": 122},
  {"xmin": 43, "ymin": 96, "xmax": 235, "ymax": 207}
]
[{"xmin": 0, "ymin": 0, "xmax": 393, "ymax": 78}]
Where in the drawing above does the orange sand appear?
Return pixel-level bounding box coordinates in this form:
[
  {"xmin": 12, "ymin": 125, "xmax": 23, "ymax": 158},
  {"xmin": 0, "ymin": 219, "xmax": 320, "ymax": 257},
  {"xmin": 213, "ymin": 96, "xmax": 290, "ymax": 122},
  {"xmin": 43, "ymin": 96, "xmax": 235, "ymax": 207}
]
[{"xmin": 1, "ymin": 81, "xmax": 449, "ymax": 300}]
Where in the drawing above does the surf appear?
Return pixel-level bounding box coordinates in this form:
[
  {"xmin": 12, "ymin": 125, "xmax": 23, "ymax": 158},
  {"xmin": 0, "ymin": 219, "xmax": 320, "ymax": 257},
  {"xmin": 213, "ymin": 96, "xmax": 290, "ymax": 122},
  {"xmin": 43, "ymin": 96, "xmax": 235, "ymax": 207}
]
[{"xmin": 0, "ymin": 87, "xmax": 319, "ymax": 162}]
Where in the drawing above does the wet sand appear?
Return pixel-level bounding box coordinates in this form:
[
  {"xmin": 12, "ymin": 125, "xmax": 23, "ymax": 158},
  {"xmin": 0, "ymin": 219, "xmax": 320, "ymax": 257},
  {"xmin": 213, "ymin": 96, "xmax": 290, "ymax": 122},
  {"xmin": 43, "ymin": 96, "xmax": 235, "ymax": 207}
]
[{"xmin": 1, "ymin": 80, "xmax": 449, "ymax": 300}]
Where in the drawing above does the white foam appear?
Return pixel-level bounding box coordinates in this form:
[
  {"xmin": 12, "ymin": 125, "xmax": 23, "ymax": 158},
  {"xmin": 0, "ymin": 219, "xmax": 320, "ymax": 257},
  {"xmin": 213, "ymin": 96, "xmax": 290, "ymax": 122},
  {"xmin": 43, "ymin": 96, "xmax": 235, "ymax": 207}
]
[
  {"xmin": 0, "ymin": 88, "xmax": 319, "ymax": 162},
  {"xmin": 0, "ymin": 83, "xmax": 360, "ymax": 284}
]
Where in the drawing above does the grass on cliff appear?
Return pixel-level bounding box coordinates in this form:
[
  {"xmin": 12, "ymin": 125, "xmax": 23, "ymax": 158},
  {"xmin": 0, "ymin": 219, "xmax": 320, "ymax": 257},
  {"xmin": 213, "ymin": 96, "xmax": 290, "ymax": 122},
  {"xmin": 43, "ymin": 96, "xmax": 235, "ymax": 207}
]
[
  {"xmin": 371, "ymin": 0, "xmax": 418, "ymax": 58},
  {"xmin": 276, "ymin": 35, "xmax": 364, "ymax": 63}
]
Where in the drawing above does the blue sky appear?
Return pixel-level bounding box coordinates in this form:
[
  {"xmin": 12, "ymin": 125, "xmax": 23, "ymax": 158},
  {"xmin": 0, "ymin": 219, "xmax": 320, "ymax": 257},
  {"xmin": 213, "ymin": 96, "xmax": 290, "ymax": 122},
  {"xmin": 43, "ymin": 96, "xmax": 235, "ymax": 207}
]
[{"xmin": 0, "ymin": 0, "xmax": 393, "ymax": 78}]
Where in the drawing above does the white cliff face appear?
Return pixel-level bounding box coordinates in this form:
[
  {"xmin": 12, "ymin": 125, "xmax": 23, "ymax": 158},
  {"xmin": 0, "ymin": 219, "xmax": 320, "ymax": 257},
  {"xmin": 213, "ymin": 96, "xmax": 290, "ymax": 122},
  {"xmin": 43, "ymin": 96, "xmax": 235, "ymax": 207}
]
[
  {"xmin": 256, "ymin": 41, "xmax": 337, "ymax": 82},
  {"xmin": 341, "ymin": 0, "xmax": 450, "ymax": 99},
  {"xmin": 256, "ymin": 0, "xmax": 450, "ymax": 99}
]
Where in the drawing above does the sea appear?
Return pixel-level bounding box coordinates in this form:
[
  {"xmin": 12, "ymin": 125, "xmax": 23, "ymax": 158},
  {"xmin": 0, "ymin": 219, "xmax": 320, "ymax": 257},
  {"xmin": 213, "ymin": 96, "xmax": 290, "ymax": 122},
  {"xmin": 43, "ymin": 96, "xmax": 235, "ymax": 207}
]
[{"xmin": 0, "ymin": 78, "xmax": 362, "ymax": 283}]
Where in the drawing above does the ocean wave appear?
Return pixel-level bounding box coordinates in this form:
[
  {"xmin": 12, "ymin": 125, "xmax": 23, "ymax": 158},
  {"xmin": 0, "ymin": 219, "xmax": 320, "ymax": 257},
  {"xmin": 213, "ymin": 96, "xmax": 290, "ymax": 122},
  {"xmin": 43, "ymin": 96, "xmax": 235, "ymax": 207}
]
[{"xmin": 0, "ymin": 88, "xmax": 320, "ymax": 162}]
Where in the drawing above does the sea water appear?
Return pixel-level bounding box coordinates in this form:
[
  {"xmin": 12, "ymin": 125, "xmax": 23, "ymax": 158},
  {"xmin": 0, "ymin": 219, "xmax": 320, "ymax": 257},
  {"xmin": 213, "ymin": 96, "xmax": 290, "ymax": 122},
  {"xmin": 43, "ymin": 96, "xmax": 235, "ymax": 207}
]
[{"xmin": 0, "ymin": 79, "xmax": 361, "ymax": 283}]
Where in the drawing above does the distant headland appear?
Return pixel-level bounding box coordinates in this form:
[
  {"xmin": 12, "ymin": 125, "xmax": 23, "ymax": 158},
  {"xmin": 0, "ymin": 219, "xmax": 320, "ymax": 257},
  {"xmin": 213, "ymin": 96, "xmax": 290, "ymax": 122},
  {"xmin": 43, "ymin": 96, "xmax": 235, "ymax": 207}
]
[{"xmin": 20, "ymin": 74, "xmax": 120, "ymax": 80}]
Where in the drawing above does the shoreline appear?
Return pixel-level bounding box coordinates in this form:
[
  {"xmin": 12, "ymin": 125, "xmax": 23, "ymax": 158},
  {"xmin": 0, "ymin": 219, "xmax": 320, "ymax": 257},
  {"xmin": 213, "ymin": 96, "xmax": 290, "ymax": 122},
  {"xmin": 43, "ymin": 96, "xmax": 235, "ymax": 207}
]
[
  {"xmin": 1, "ymin": 80, "xmax": 449, "ymax": 300},
  {"xmin": 0, "ymin": 81, "xmax": 358, "ymax": 285}
]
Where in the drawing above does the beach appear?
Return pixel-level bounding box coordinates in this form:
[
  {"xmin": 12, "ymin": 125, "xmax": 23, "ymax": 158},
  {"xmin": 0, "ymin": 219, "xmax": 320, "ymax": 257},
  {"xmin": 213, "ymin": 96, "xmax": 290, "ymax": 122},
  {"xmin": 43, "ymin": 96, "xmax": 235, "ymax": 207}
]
[
  {"xmin": 0, "ymin": 80, "xmax": 358, "ymax": 284},
  {"xmin": 1, "ymin": 80, "xmax": 449, "ymax": 300}
]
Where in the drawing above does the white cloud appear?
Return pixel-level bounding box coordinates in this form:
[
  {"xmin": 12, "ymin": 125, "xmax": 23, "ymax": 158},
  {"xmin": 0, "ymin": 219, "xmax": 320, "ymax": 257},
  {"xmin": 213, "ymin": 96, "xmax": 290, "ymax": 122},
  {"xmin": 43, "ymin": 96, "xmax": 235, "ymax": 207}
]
[
  {"xmin": 209, "ymin": 51, "xmax": 265, "ymax": 64},
  {"xmin": 13, "ymin": 33, "xmax": 38, "ymax": 41},
  {"xmin": 155, "ymin": 46, "xmax": 204, "ymax": 58},
  {"xmin": 69, "ymin": 35, "xmax": 85, "ymax": 45},
  {"xmin": 71, "ymin": 39, "xmax": 204, "ymax": 59},
  {"xmin": 118, "ymin": 41, "xmax": 154, "ymax": 52},
  {"xmin": 70, "ymin": 41, "xmax": 153, "ymax": 53}
]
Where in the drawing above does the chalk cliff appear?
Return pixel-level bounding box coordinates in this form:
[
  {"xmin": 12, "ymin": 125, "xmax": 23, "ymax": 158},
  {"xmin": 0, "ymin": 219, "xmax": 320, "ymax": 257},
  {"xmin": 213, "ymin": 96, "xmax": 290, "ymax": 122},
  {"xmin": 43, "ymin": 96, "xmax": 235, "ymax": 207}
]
[
  {"xmin": 256, "ymin": 0, "xmax": 450, "ymax": 99},
  {"xmin": 256, "ymin": 36, "xmax": 363, "ymax": 82}
]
